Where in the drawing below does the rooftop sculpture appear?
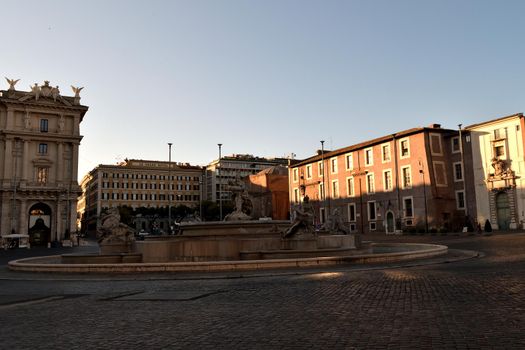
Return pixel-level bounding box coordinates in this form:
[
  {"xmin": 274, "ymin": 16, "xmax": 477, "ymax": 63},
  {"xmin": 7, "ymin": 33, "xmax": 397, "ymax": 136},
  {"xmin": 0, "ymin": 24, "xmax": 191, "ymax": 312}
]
[{"xmin": 2, "ymin": 78, "xmax": 82, "ymax": 106}]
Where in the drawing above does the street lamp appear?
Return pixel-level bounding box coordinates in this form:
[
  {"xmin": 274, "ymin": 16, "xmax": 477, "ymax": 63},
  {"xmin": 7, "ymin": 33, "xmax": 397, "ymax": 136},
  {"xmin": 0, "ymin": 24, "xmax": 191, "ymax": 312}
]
[
  {"xmin": 218, "ymin": 143, "xmax": 223, "ymax": 221},
  {"xmin": 168, "ymin": 142, "xmax": 172, "ymax": 234},
  {"xmin": 320, "ymin": 140, "xmax": 326, "ymax": 223}
]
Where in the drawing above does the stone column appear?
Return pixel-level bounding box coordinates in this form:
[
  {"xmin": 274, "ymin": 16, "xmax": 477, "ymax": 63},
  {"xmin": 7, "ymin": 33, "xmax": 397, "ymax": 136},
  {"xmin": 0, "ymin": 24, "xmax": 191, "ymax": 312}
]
[
  {"xmin": 57, "ymin": 142, "xmax": 64, "ymax": 184},
  {"xmin": 1, "ymin": 193, "xmax": 11, "ymax": 234},
  {"xmin": 21, "ymin": 140, "xmax": 29, "ymax": 186},
  {"xmin": 54, "ymin": 198, "xmax": 61, "ymax": 242},
  {"xmin": 3, "ymin": 139, "xmax": 13, "ymax": 186},
  {"xmin": 73, "ymin": 115, "xmax": 80, "ymax": 135},
  {"xmin": 69, "ymin": 200, "xmax": 77, "ymax": 234},
  {"xmin": 6, "ymin": 108, "xmax": 14, "ymax": 129},
  {"xmin": 19, "ymin": 200, "xmax": 28, "ymax": 235},
  {"xmin": 71, "ymin": 143, "xmax": 79, "ymax": 185}
]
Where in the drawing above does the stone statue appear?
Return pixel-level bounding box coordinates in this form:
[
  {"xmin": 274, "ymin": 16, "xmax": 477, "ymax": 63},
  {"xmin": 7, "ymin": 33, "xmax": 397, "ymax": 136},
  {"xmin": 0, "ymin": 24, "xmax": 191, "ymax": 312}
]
[
  {"xmin": 491, "ymin": 157, "xmax": 506, "ymax": 177},
  {"xmin": 325, "ymin": 207, "xmax": 349, "ymax": 235},
  {"xmin": 5, "ymin": 77, "xmax": 20, "ymax": 90},
  {"xmin": 97, "ymin": 207, "xmax": 135, "ymax": 245},
  {"xmin": 40, "ymin": 81, "xmax": 52, "ymax": 97},
  {"xmin": 51, "ymin": 86, "xmax": 60, "ymax": 102},
  {"xmin": 71, "ymin": 86, "xmax": 83, "ymax": 105},
  {"xmin": 224, "ymin": 176, "xmax": 253, "ymax": 221},
  {"xmin": 24, "ymin": 112, "xmax": 31, "ymax": 129},
  {"xmin": 58, "ymin": 115, "xmax": 65, "ymax": 132},
  {"xmin": 283, "ymin": 195, "xmax": 315, "ymax": 238}
]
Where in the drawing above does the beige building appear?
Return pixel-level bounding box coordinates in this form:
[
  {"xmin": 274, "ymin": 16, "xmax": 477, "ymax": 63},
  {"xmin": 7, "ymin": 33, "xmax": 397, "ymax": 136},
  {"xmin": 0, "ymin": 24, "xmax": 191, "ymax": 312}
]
[
  {"xmin": 465, "ymin": 113, "xmax": 525, "ymax": 230},
  {"xmin": 78, "ymin": 159, "xmax": 203, "ymax": 234},
  {"xmin": 0, "ymin": 79, "xmax": 88, "ymax": 245}
]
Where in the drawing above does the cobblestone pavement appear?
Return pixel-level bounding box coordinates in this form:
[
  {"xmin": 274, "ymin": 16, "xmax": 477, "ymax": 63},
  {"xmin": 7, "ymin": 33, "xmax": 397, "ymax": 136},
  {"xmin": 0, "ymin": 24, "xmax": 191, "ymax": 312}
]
[{"xmin": 0, "ymin": 233, "xmax": 524, "ymax": 349}]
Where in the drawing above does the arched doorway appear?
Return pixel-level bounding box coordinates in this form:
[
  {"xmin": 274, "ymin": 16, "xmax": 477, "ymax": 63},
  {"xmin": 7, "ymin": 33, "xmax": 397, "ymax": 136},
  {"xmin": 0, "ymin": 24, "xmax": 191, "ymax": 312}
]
[
  {"xmin": 385, "ymin": 211, "xmax": 395, "ymax": 234},
  {"xmin": 28, "ymin": 203, "xmax": 52, "ymax": 246},
  {"xmin": 496, "ymin": 192, "xmax": 511, "ymax": 230}
]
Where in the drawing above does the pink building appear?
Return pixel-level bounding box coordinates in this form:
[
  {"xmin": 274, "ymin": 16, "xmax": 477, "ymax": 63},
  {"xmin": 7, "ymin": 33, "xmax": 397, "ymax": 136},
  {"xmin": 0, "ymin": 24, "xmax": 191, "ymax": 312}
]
[{"xmin": 289, "ymin": 125, "xmax": 468, "ymax": 234}]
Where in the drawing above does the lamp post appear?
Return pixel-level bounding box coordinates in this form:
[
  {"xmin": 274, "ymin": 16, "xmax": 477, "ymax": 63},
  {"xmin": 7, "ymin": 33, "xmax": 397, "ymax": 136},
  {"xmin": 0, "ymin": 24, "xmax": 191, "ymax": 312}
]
[
  {"xmin": 218, "ymin": 143, "xmax": 223, "ymax": 221},
  {"xmin": 320, "ymin": 140, "xmax": 326, "ymax": 223},
  {"xmin": 199, "ymin": 178, "xmax": 203, "ymax": 221},
  {"xmin": 168, "ymin": 142, "xmax": 172, "ymax": 234}
]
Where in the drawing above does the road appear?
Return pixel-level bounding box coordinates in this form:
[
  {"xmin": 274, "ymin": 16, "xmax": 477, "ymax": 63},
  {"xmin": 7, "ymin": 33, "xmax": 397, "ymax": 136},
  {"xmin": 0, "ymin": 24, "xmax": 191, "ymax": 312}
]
[{"xmin": 0, "ymin": 233, "xmax": 524, "ymax": 349}]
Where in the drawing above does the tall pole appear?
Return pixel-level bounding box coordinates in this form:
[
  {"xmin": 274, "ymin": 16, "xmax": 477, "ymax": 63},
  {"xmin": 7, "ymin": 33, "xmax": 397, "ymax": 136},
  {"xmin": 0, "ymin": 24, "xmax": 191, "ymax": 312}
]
[
  {"xmin": 218, "ymin": 143, "xmax": 223, "ymax": 221},
  {"xmin": 320, "ymin": 140, "xmax": 326, "ymax": 223},
  {"xmin": 199, "ymin": 178, "xmax": 203, "ymax": 221},
  {"xmin": 168, "ymin": 142, "xmax": 172, "ymax": 234}
]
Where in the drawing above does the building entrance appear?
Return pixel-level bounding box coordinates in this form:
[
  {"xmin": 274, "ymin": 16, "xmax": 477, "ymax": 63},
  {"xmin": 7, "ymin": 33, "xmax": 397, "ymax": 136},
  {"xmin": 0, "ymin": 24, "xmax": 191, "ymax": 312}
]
[
  {"xmin": 496, "ymin": 192, "xmax": 511, "ymax": 230},
  {"xmin": 28, "ymin": 203, "xmax": 52, "ymax": 246}
]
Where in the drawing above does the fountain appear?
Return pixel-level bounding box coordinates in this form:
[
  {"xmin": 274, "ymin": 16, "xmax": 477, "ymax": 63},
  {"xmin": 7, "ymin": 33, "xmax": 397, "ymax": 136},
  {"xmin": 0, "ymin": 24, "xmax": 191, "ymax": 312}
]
[{"xmin": 7, "ymin": 188, "xmax": 448, "ymax": 273}]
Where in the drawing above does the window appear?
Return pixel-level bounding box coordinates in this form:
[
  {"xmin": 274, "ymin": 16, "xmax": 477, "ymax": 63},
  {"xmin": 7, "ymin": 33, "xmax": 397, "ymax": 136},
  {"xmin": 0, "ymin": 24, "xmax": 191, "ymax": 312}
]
[
  {"xmin": 456, "ymin": 191, "xmax": 465, "ymax": 210},
  {"xmin": 348, "ymin": 203, "xmax": 356, "ymax": 222},
  {"xmin": 494, "ymin": 145, "xmax": 505, "ymax": 158},
  {"xmin": 346, "ymin": 177, "xmax": 355, "ymax": 197},
  {"xmin": 330, "ymin": 157, "xmax": 338, "ymax": 174},
  {"xmin": 403, "ymin": 197, "xmax": 413, "ymax": 217},
  {"xmin": 345, "ymin": 153, "xmax": 353, "ymax": 170},
  {"xmin": 293, "ymin": 188, "xmax": 300, "ymax": 203},
  {"xmin": 40, "ymin": 119, "xmax": 48, "ymax": 132},
  {"xmin": 37, "ymin": 167, "xmax": 48, "ymax": 184},
  {"xmin": 331, "ymin": 180, "xmax": 339, "ymax": 198},
  {"xmin": 293, "ymin": 168, "xmax": 298, "ymax": 182},
  {"xmin": 38, "ymin": 143, "xmax": 48, "ymax": 155},
  {"xmin": 368, "ymin": 201, "xmax": 377, "ymax": 221},
  {"xmin": 400, "ymin": 138, "xmax": 410, "ymax": 158},
  {"xmin": 369, "ymin": 222, "xmax": 377, "ymax": 231},
  {"xmin": 401, "ymin": 166, "xmax": 412, "ymax": 189},
  {"xmin": 383, "ymin": 169, "xmax": 393, "ymax": 191},
  {"xmin": 430, "ymin": 133, "xmax": 442, "ymax": 155},
  {"xmin": 381, "ymin": 143, "xmax": 391, "ymax": 162},
  {"xmin": 319, "ymin": 183, "xmax": 325, "ymax": 200},
  {"xmin": 433, "ymin": 161, "xmax": 447, "ymax": 186},
  {"xmin": 451, "ymin": 137, "xmax": 460, "ymax": 153},
  {"xmin": 366, "ymin": 173, "xmax": 375, "ymax": 193},
  {"xmin": 318, "ymin": 162, "xmax": 324, "ymax": 177},
  {"xmin": 453, "ymin": 162, "xmax": 463, "ymax": 181},
  {"xmin": 365, "ymin": 148, "xmax": 373, "ymax": 166},
  {"xmin": 306, "ymin": 165, "xmax": 312, "ymax": 179}
]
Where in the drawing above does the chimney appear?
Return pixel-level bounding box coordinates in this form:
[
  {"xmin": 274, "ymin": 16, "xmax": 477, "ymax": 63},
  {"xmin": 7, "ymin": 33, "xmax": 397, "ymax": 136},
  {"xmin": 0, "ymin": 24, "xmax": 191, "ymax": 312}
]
[{"xmin": 428, "ymin": 123, "xmax": 441, "ymax": 129}]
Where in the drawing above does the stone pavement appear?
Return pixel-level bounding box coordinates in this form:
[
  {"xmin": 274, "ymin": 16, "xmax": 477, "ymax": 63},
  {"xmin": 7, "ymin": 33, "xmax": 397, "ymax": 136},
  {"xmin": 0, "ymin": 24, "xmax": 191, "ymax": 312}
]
[{"xmin": 0, "ymin": 233, "xmax": 524, "ymax": 349}]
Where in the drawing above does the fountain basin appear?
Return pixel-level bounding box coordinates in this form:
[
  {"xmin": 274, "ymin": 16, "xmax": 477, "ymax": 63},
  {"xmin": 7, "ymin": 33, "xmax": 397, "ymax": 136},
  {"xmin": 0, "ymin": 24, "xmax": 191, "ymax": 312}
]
[{"xmin": 7, "ymin": 243, "xmax": 448, "ymax": 273}]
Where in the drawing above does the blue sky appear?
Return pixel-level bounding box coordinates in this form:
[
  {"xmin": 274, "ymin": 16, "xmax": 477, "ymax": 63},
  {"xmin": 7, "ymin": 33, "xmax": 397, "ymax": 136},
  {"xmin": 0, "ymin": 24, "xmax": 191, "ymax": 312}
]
[{"xmin": 2, "ymin": 0, "xmax": 524, "ymax": 179}]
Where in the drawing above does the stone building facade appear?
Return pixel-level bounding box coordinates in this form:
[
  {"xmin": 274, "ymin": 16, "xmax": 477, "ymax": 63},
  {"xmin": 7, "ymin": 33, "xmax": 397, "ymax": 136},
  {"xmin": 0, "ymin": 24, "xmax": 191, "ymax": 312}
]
[
  {"xmin": 0, "ymin": 79, "xmax": 88, "ymax": 245},
  {"xmin": 78, "ymin": 159, "xmax": 203, "ymax": 234},
  {"xmin": 245, "ymin": 166, "xmax": 290, "ymax": 220},
  {"xmin": 206, "ymin": 154, "xmax": 290, "ymax": 203},
  {"xmin": 465, "ymin": 113, "xmax": 525, "ymax": 230},
  {"xmin": 289, "ymin": 125, "xmax": 468, "ymax": 234}
]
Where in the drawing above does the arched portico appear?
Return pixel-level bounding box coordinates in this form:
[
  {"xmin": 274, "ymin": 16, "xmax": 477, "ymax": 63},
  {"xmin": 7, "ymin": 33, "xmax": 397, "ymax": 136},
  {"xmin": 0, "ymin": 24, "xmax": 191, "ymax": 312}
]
[{"xmin": 28, "ymin": 202, "xmax": 52, "ymax": 246}]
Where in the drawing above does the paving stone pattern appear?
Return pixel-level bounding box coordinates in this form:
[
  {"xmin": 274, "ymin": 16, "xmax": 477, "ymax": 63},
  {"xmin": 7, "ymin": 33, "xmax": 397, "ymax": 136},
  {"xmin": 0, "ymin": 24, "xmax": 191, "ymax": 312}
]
[{"xmin": 0, "ymin": 233, "xmax": 524, "ymax": 349}]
